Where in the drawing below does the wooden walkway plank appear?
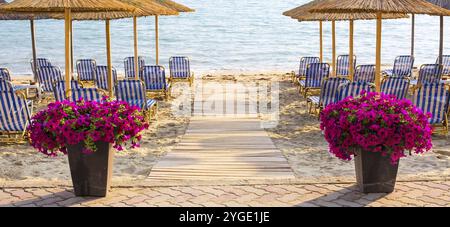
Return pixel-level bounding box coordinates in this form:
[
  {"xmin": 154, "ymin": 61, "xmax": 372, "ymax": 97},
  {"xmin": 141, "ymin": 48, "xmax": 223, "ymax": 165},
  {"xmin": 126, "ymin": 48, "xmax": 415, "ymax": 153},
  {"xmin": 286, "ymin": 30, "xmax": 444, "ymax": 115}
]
[{"xmin": 148, "ymin": 117, "xmax": 295, "ymax": 181}]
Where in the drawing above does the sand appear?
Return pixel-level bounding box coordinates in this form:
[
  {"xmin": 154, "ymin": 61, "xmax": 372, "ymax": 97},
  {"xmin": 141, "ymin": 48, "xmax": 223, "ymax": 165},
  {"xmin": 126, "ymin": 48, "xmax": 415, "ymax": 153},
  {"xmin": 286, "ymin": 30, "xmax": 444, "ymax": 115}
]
[{"xmin": 0, "ymin": 73, "xmax": 448, "ymax": 186}]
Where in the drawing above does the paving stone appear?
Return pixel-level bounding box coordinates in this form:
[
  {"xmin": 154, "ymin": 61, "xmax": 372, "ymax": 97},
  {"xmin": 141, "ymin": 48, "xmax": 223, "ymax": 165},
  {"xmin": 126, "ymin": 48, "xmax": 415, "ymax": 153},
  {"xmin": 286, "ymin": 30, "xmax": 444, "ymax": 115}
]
[{"xmin": 2, "ymin": 180, "xmax": 449, "ymax": 207}]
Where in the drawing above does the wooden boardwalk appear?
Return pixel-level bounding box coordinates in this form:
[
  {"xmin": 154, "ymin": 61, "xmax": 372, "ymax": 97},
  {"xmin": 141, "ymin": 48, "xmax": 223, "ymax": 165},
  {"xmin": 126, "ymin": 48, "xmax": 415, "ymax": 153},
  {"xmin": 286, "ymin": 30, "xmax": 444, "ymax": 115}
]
[{"xmin": 148, "ymin": 117, "xmax": 295, "ymax": 181}]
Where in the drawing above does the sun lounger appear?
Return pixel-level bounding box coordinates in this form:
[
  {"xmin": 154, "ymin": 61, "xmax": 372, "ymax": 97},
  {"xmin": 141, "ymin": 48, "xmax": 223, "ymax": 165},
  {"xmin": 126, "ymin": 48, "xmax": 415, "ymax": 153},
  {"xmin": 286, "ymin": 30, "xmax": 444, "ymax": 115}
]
[
  {"xmin": 413, "ymin": 82, "xmax": 449, "ymax": 135},
  {"xmin": 115, "ymin": 79, "xmax": 157, "ymax": 120},
  {"xmin": 124, "ymin": 56, "xmax": 145, "ymax": 79},
  {"xmin": 336, "ymin": 54, "xmax": 357, "ymax": 77},
  {"xmin": 76, "ymin": 59, "xmax": 96, "ymax": 81},
  {"xmin": 381, "ymin": 76, "xmax": 410, "ymax": 100},
  {"xmin": 140, "ymin": 65, "xmax": 171, "ymax": 99},
  {"xmin": 298, "ymin": 63, "xmax": 330, "ymax": 98},
  {"xmin": 353, "ymin": 65, "xmax": 375, "ymax": 83},
  {"xmin": 94, "ymin": 65, "xmax": 118, "ymax": 91},
  {"xmin": 336, "ymin": 81, "xmax": 375, "ymax": 102},
  {"xmin": 382, "ymin": 55, "xmax": 415, "ymax": 77},
  {"xmin": 0, "ymin": 90, "xmax": 32, "ymax": 143},
  {"xmin": 169, "ymin": 56, "xmax": 194, "ymax": 86}
]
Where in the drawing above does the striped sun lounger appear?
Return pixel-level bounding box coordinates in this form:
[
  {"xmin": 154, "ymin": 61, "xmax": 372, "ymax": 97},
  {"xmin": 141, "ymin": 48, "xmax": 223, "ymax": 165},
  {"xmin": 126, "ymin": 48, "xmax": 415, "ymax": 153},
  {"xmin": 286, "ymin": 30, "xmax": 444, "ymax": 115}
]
[
  {"xmin": 0, "ymin": 90, "xmax": 32, "ymax": 143},
  {"xmin": 413, "ymin": 82, "xmax": 449, "ymax": 135},
  {"xmin": 31, "ymin": 58, "xmax": 52, "ymax": 76},
  {"xmin": 383, "ymin": 55, "xmax": 415, "ymax": 77},
  {"xmin": 115, "ymin": 79, "xmax": 157, "ymax": 120},
  {"xmin": 307, "ymin": 77, "xmax": 349, "ymax": 114},
  {"xmin": 71, "ymin": 88, "xmax": 104, "ymax": 103},
  {"xmin": 53, "ymin": 80, "xmax": 83, "ymax": 102},
  {"xmin": 437, "ymin": 55, "xmax": 450, "ymax": 77},
  {"xmin": 336, "ymin": 81, "xmax": 375, "ymax": 102},
  {"xmin": 291, "ymin": 57, "xmax": 321, "ymax": 83},
  {"xmin": 298, "ymin": 63, "xmax": 330, "ymax": 98},
  {"xmin": 410, "ymin": 64, "xmax": 442, "ymax": 87},
  {"xmin": 37, "ymin": 66, "xmax": 64, "ymax": 93},
  {"xmin": 76, "ymin": 59, "xmax": 96, "ymax": 81},
  {"xmin": 169, "ymin": 56, "xmax": 194, "ymax": 86},
  {"xmin": 94, "ymin": 66, "xmax": 118, "ymax": 91},
  {"xmin": 353, "ymin": 65, "xmax": 375, "ymax": 83},
  {"xmin": 140, "ymin": 65, "xmax": 171, "ymax": 99},
  {"xmin": 336, "ymin": 55, "xmax": 357, "ymax": 77},
  {"xmin": 124, "ymin": 56, "xmax": 145, "ymax": 79},
  {"xmin": 381, "ymin": 76, "xmax": 410, "ymax": 100},
  {"xmin": 0, "ymin": 68, "xmax": 11, "ymax": 81}
]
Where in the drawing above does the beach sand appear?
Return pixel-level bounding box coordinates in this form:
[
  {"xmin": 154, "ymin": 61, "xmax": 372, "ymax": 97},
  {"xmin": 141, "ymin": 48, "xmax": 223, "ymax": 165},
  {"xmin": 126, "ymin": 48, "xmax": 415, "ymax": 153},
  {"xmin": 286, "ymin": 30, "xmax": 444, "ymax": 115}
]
[{"xmin": 0, "ymin": 73, "xmax": 448, "ymax": 186}]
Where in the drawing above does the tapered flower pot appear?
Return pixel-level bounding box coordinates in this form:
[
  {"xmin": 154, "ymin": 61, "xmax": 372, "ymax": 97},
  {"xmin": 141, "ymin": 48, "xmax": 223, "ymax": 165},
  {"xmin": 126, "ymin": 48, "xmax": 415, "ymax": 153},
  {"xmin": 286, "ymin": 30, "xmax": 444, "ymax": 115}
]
[
  {"xmin": 354, "ymin": 149, "xmax": 399, "ymax": 193},
  {"xmin": 67, "ymin": 142, "xmax": 115, "ymax": 197}
]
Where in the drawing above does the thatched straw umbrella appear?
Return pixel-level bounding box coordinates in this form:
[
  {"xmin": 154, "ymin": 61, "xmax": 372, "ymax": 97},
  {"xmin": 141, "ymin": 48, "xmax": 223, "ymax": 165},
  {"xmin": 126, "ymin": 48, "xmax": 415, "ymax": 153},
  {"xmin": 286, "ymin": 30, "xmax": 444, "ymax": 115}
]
[
  {"xmin": 57, "ymin": 0, "xmax": 193, "ymax": 81},
  {"xmin": 309, "ymin": 0, "xmax": 450, "ymax": 92},
  {"xmin": 284, "ymin": 0, "xmax": 407, "ymax": 78},
  {"xmin": 44, "ymin": 1, "xmax": 179, "ymax": 97},
  {"xmin": 0, "ymin": 0, "xmax": 137, "ymax": 95}
]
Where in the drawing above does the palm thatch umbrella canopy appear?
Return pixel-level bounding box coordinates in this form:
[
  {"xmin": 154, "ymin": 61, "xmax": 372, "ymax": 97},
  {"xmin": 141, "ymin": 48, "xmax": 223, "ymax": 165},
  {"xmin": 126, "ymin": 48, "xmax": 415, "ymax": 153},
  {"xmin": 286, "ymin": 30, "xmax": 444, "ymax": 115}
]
[
  {"xmin": 0, "ymin": 0, "xmax": 137, "ymax": 94},
  {"xmin": 308, "ymin": 0, "xmax": 450, "ymax": 92},
  {"xmin": 48, "ymin": 1, "xmax": 180, "ymax": 86},
  {"xmin": 154, "ymin": 0, "xmax": 194, "ymax": 12},
  {"xmin": 284, "ymin": 0, "xmax": 408, "ymax": 78}
]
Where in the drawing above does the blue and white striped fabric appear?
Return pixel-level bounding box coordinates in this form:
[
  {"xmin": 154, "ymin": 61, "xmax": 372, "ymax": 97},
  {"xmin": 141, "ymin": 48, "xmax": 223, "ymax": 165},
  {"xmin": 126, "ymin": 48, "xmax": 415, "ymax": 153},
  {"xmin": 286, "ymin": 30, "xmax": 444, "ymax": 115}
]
[
  {"xmin": 0, "ymin": 90, "xmax": 31, "ymax": 132},
  {"xmin": 30, "ymin": 58, "xmax": 52, "ymax": 76},
  {"xmin": 95, "ymin": 66, "xmax": 118, "ymax": 90},
  {"xmin": 336, "ymin": 81, "xmax": 374, "ymax": 102},
  {"xmin": 140, "ymin": 66, "xmax": 170, "ymax": 91},
  {"xmin": 295, "ymin": 57, "xmax": 320, "ymax": 78},
  {"xmin": 124, "ymin": 56, "xmax": 145, "ymax": 78},
  {"xmin": 410, "ymin": 64, "xmax": 442, "ymax": 86},
  {"xmin": 353, "ymin": 65, "xmax": 375, "ymax": 83},
  {"xmin": 115, "ymin": 79, "xmax": 156, "ymax": 111},
  {"xmin": 0, "ymin": 79, "xmax": 13, "ymax": 91},
  {"xmin": 439, "ymin": 55, "xmax": 450, "ymax": 76},
  {"xmin": 169, "ymin": 56, "xmax": 191, "ymax": 79},
  {"xmin": 0, "ymin": 68, "xmax": 11, "ymax": 81},
  {"xmin": 381, "ymin": 77, "xmax": 410, "ymax": 99},
  {"xmin": 320, "ymin": 77, "xmax": 350, "ymax": 107},
  {"xmin": 37, "ymin": 66, "xmax": 63, "ymax": 92},
  {"xmin": 413, "ymin": 83, "xmax": 449, "ymax": 124},
  {"xmin": 300, "ymin": 63, "xmax": 330, "ymax": 88},
  {"xmin": 71, "ymin": 88, "xmax": 103, "ymax": 102},
  {"xmin": 76, "ymin": 59, "xmax": 96, "ymax": 81},
  {"xmin": 53, "ymin": 80, "xmax": 82, "ymax": 102},
  {"xmin": 383, "ymin": 55, "xmax": 415, "ymax": 77},
  {"xmin": 336, "ymin": 55, "xmax": 357, "ymax": 77}
]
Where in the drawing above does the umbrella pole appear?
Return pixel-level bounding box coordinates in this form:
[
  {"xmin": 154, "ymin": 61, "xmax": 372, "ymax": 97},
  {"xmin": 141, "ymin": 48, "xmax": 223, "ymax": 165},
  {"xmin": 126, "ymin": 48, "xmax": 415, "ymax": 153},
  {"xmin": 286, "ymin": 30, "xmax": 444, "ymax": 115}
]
[
  {"xmin": 332, "ymin": 20, "xmax": 336, "ymax": 76},
  {"xmin": 155, "ymin": 15, "xmax": 159, "ymax": 65},
  {"xmin": 411, "ymin": 14, "xmax": 415, "ymax": 56},
  {"xmin": 375, "ymin": 13, "xmax": 382, "ymax": 92},
  {"xmin": 320, "ymin": 21, "xmax": 323, "ymax": 62},
  {"xmin": 133, "ymin": 16, "xmax": 139, "ymax": 79},
  {"xmin": 70, "ymin": 20, "xmax": 74, "ymax": 74},
  {"xmin": 349, "ymin": 20, "xmax": 354, "ymax": 81},
  {"xmin": 439, "ymin": 16, "xmax": 444, "ymax": 65},
  {"xmin": 30, "ymin": 19, "xmax": 38, "ymax": 82},
  {"xmin": 106, "ymin": 19, "xmax": 113, "ymax": 98},
  {"xmin": 64, "ymin": 8, "xmax": 72, "ymax": 94}
]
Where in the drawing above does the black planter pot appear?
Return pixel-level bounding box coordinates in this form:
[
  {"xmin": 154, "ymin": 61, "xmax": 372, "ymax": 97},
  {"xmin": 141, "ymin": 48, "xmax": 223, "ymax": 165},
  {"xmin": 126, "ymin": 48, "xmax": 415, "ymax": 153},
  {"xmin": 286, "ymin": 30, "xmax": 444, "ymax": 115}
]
[
  {"xmin": 67, "ymin": 142, "xmax": 114, "ymax": 197},
  {"xmin": 354, "ymin": 149, "xmax": 399, "ymax": 193}
]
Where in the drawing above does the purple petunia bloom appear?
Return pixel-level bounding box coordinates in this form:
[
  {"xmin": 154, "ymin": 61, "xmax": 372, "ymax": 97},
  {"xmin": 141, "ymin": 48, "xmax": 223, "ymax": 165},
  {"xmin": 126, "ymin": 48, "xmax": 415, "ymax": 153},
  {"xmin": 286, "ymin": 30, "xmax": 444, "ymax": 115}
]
[{"xmin": 320, "ymin": 91, "xmax": 433, "ymax": 165}]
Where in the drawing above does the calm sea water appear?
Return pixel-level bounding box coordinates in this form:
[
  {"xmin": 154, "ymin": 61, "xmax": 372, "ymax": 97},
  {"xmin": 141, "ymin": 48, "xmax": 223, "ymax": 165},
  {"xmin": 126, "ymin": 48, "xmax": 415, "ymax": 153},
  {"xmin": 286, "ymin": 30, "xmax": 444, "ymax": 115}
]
[{"xmin": 0, "ymin": 0, "xmax": 448, "ymax": 76}]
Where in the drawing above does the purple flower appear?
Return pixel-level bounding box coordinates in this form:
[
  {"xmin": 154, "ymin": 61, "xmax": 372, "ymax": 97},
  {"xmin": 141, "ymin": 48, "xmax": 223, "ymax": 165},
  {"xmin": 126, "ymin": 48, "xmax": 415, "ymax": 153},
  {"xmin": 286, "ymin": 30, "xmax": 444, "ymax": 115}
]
[
  {"xmin": 27, "ymin": 99, "xmax": 150, "ymax": 156},
  {"xmin": 320, "ymin": 91, "xmax": 433, "ymax": 165}
]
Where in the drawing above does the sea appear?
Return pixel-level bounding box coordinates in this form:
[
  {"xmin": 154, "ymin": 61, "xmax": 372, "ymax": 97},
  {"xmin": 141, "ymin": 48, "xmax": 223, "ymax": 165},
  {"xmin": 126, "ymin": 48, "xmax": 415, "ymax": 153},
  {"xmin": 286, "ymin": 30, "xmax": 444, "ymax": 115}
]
[{"xmin": 0, "ymin": 0, "xmax": 448, "ymax": 76}]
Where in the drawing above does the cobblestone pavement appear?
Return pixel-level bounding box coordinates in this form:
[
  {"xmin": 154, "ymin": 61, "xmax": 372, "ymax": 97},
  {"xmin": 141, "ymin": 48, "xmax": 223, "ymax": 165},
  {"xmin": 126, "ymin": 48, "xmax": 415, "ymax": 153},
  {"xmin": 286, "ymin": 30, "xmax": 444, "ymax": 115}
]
[{"xmin": 1, "ymin": 181, "xmax": 449, "ymax": 207}]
